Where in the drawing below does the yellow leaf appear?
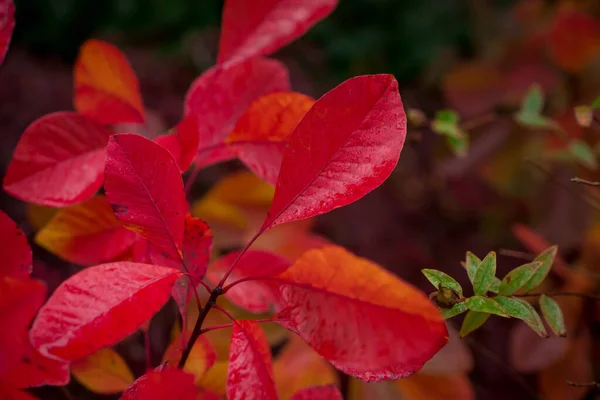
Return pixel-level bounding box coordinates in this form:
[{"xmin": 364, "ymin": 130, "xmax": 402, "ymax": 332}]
[
  {"xmin": 71, "ymin": 347, "xmax": 134, "ymax": 394},
  {"xmin": 26, "ymin": 204, "xmax": 59, "ymax": 231},
  {"xmin": 162, "ymin": 333, "xmax": 216, "ymax": 384}
]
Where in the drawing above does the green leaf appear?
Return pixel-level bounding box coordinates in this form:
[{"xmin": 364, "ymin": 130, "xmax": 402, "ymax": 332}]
[
  {"xmin": 540, "ymin": 294, "xmax": 566, "ymax": 337},
  {"xmin": 516, "ymin": 112, "xmax": 555, "ymax": 129},
  {"xmin": 494, "ymin": 296, "xmax": 548, "ymax": 337},
  {"xmin": 489, "ymin": 277, "xmax": 501, "ymax": 294},
  {"xmin": 464, "ymin": 252, "xmax": 481, "ymax": 283},
  {"xmin": 592, "ymin": 96, "xmax": 600, "ymax": 109},
  {"xmin": 499, "ymin": 261, "xmax": 543, "ymax": 296},
  {"xmin": 521, "ymin": 84, "xmax": 544, "ymax": 115},
  {"xmin": 446, "ymin": 134, "xmax": 468, "ymax": 158},
  {"xmin": 465, "ymin": 296, "xmax": 509, "ymax": 317},
  {"xmin": 523, "ymin": 246, "xmax": 557, "ymax": 292},
  {"xmin": 460, "ymin": 311, "xmax": 490, "ymax": 337},
  {"xmin": 441, "ymin": 302, "xmax": 468, "ymax": 319},
  {"xmin": 568, "ymin": 140, "xmax": 597, "ymax": 169},
  {"xmin": 422, "ymin": 269, "xmax": 463, "ymax": 296},
  {"xmin": 473, "ymin": 251, "xmax": 496, "ymax": 296}
]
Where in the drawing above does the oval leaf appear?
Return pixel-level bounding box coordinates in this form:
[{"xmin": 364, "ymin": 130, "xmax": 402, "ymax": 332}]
[
  {"xmin": 499, "ymin": 261, "xmax": 542, "ymax": 296},
  {"xmin": 523, "ymin": 245, "xmax": 557, "ymax": 292},
  {"xmin": 472, "ymin": 251, "xmax": 496, "ymax": 296},
  {"xmin": 290, "ymin": 385, "xmax": 343, "ymax": 400},
  {"xmin": 104, "ymin": 133, "xmax": 186, "ymax": 261},
  {"xmin": 218, "ymin": 0, "xmax": 338, "ymax": 65},
  {"xmin": 459, "ymin": 311, "xmax": 490, "ymax": 337},
  {"xmin": 227, "ymin": 92, "xmax": 315, "ymax": 184},
  {"xmin": 464, "ymin": 296, "xmax": 508, "ymax": 317},
  {"xmin": 0, "ymin": 0, "xmax": 15, "ymax": 64},
  {"xmin": 540, "ymin": 294, "xmax": 566, "ymax": 337},
  {"xmin": 207, "ymin": 250, "xmax": 291, "ymax": 313},
  {"xmin": 3, "ymin": 112, "xmax": 113, "ymax": 206},
  {"xmin": 261, "ymin": 74, "xmax": 407, "ymax": 232},
  {"xmin": 0, "ymin": 210, "xmax": 32, "ymax": 278},
  {"xmin": 30, "ymin": 262, "xmax": 182, "ymax": 361},
  {"xmin": 71, "ymin": 347, "xmax": 134, "ymax": 394},
  {"xmin": 184, "ymin": 58, "xmax": 291, "ymax": 168},
  {"xmin": 5, "ymin": 342, "xmax": 71, "ymax": 388},
  {"xmin": 494, "ymin": 296, "xmax": 548, "ymax": 338},
  {"xmin": 120, "ymin": 369, "xmax": 197, "ymax": 400},
  {"xmin": 422, "ymin": 269, "xmax": 463, "ymax": 296},
  {"xmin": 74, "ymin": 39, "xmax": 145, "ymax": 125},
  {"xmin": 227, "ymin": 320, "xmax": 278, "ymax": 400},
  {"xmin": 35, "ymin": 195, "xmax": 136, "ymax": 265},
  {"xmin": 275, "ymin": 245, "xmax": 447, "ymax": 381},
  {"xmin": 441, "ymin": 303, "xmax": 468, "ymax": 319}
]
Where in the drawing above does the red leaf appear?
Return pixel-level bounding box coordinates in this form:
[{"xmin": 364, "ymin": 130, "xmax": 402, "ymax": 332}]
[
  {"xmin": 0, "ymin": 277, "xmax": 46, "ymax": 375},
  {"xmin": 290, "ymin": 385, "xmax": 343, "ymax": 400},
  {"xmin": 0, "ymin": 0, "xmax": 15, "ymax": 65},
  {"xmin": 104, "ymin": 133, "xmax": 187, "ymax": 261},
  {"xmin": 74, "ymin": 39, "xmax": 145, "ymax": 125},
  {"xmin": 184, "ymin": 58, "xmax": 290, "ymax": 168},
  {"xmin": 3, "ymin": 112, "xmax": 113, "ymax": 206},
  {"xmin": 0, "ymin": 210, "xmax": 32, "ymax": 278},
  {"xmin": 206, "ymin": 250, "xmax": 290, "ymax": 313},
  {"xmin": 30, "ymin": 262, "xmax": 182, "ymax": 361},
  {"xmin": 120, "ymin": 369, "xmax": 197, "ymax": 400},
  {"xmin": 218, "ymin": 0, "xmax": 338, "ymax": 65},
  {"xmin": 149, "ymin": 215, "xmax": 213, "ymax": 314},
  {"xmin": 0, "ymin": 383, "xmax": 37, "ymax": 400},
  {"xmin": 261, "ymin": 75, "xmax": 406, "ymax": 232},
  {"xmin": 5, "ymin": 341, "xmax": 70, "ymax": 388},
  {"xmin": 227, "ymin": 320, "xmax": 278, "ymax": 400},
  {"xmin": 35, "ymin": 195, "xmax": 136, "ymax": 265},
  {"xmin": 227, "ymin": 92, "xmax": 315, "ymax": 184},
  {"xmin": 274, "ymin": 246, "xmax": 447, "ymax": 381},
  {"xmin": 154, "ymin": 116, "xmax": 201, "ymax": 172}
]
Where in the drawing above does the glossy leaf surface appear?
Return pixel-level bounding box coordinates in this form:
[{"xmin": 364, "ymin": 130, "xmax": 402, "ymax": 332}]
[
  {"xmin": 262, "ymin": 74, "xmax": 406, "ymax": 231},
  {"xmin": 275, "ymin": 246, "xmax": 447, "ymax": 381},
  {"xmin": 30, "ymin": 262, "xmax": 181, "ymax": 361},
  {"xmin": 0, "ymin": 210, "xmax": 32, "ymax": 278},
  {"xmin": 227, "ymin": 320, "xmax": 278, "ymax": 400},
  {"xmin": 74, "ymin": 39, "xmax": 145, "ymax": 125},
  {"xmin": 3, "ymin": 112, "xmax": 113, "ymax": 206},
  {"xmin": 35, "ymin": 195, "xmax": 136, "ymax": 265},
  {"xmin": 218, "ymin": 0, "xmax": 338, "ymax": 65},
  {"xmin": 120, "ymin": 369, "xmax": 197, "ymax": 400},
  {"xmin": 104, "ymin": 133, "xmax": 186, "ymax": 260},
  {"xmin": 184, "ymin": 58, "xmax": 291, "ymax": 168}
]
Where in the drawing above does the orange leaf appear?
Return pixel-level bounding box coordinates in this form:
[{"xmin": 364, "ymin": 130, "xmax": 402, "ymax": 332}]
[
  {"xmin": 71, "ymin": 347, "xmax": 134, "ymax": 394},
  {"xmin": 26, "ymin": 204, "xmax": 59, "ymax": 231},
  {"xmin": 74, "ymin": 39, "xmax": 145, "ymax": 125},
  {"xmin": 162, "ymin": 333, "xmax": 217, "ymax": 383},
  {"xmin": 546, "ymin": 9, "xmax": 600, "ymax": 72},
  {"xmin": 274, "ymin": 335, "xmax": 338, "ymax": 400},
  {"xmin": 35, "ymin": 195, "xmax": 137, "ymax": 265},
  {"xmin": 274, "ymin": 246, "xmax": 448, "ymax": 381}
]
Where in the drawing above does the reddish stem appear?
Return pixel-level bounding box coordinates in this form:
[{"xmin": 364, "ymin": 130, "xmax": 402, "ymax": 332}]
[{"xmin": 212, "ymin": 303, "xmax": 237, "ymax": 322}]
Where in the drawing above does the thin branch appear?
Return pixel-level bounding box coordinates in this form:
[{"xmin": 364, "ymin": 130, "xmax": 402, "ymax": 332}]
[
  {"xmin": 212, "ymin": 303, "xmax": 237, "ymax": 322},
  {"xmin": 222, "ymin": 276, "xmax": 274, "ymax": 293},
  {"xmin": 567, "ymin": 380, "xmax": 600, "ymax": 389},
  {"xmin": 461, "ymin": 111, "xmax": 497, "ymax": 131},
  {"xmin": 195, "ymin": 279, "xmax": 213, "ymax": 295},
  {"xmin": 201, "ymin": 323, "xmax": 234, "ymax": 334},
  {"xmin": 217, "ymin": 229, "xmax": 264, "ymax": 287},
  {"xmin": 498, "ymin": 249, "xmax": 535, "ymax": 262},
  {"xmin": 571, "ymin": 177, "xmax": 600, "ymax": 187}
]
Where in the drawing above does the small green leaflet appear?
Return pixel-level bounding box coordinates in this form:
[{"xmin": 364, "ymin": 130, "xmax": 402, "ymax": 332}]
[
  {"xmin": 442, "ymin": 302, "xmax": 467, "ymax": 319},
  {"xmin": 540, "ymin": 294, "xmax": 566, "ymax": 337},
  {"xmin": 494, "ymin": 296, "xmax": 548, "ymax": 337},
  {"xmin": 515, "ymin": 84, "xmax": 555, "ymax": 129},
  {"xmin": 422, "ymin": 269, "xmax": 463, "ymax": 296},
  {"xmin": 489, "ymin": 277, "xmax": 501, "ymax": 294},
  {"xmin": 460, "ymin": 311, "xmax": 490, "ymax": 337},
  {"xmin": 431, "ymin": 110, "xmax": 468, "ymax": 158},
  {"xmin": 465, "ymin": 296, "xmax": 508, "ymax": 317},
  {"xmin": 499, "ymin": 262, "xmax": 542, "ymax": 296},
  {"xmin": 464, "ymin": 252, "xmax": 481, "ymax": 284},
  {"xmin": 522, "ymin": 246, "xmax": 557, "ymax": 292},
  {"xmin": 473, "ymin": 251, "xmax": 496, "ymax": 296},
  {"xmin": 592, "ymin": 96, "xmax": 600, "ymax": 109},
  {"xmin": 568, "ymin": 140, "xmax": 597, "ymax": 169}
]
